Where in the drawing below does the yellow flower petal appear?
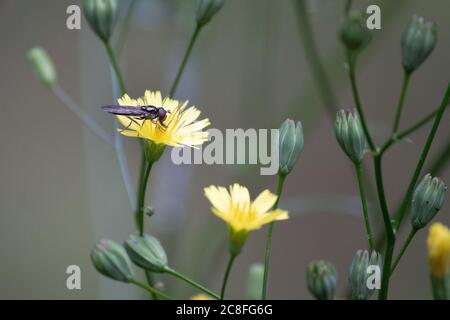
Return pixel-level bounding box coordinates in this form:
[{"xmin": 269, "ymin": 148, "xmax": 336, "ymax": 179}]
[
  {"xmin": 204, "ymin": 183, "xmax": 289, "ymax": 234},
  {"xmin": 252, "ymin": 190, "xmax": 278, "ymax": 213}
]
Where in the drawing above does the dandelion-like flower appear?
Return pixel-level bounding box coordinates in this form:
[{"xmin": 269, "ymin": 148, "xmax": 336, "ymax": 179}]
[
  {"xmin": 427, "ymin": 222, "xmax": 450, "ymax": 278},
  {"xmin": 116, "ymin": 90, "xmax": 210, "ymax": 148},
  {"xmin": 204, "ymin": 183, "xmax": 289, "ymax": 254}
]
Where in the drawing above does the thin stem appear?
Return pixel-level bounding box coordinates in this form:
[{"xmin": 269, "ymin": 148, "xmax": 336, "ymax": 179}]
[
  {"xmin": 104, "ymin": 41, "xmax": 126, "ymax": 94},
  {"xmin": 347, "ymin": 53, "xmax": 376, "ymax": 152},
  {"xmin": 262, "ymin": 174, "xmax": 287, "ymax": 300},
  {"xmin": 169, "ymin": 25, "xmax": 202, "ymax": 97},
  {"xmin": 136, "ymin": 161, "xmax": 153, "ymax": 236},
  {"xmin": 102, "ymin": 40, "xmax": 138, "ymax": 212},
  {"xmin": 130, "ymin": 278, "xmax": 173, "ymax": 300},
  {"xmin": 397, "ymin": 110, "xmax": 437, "ymax": 141},
  {"xmin": 345, "ymin": 0, "xmax": 353, "ymax": 15},
  {"xmin": 428, "ymin": 138, "xmax": 450, "ymax": 176},
  {"xmin": 394, "ymin": 83, "xmax": 450, "ymax": 231},
  {"xmin": 391, "ymin": 71, "xmax": 412, "ymax": 136},
  {"xmin": 116, "ymin": 0, "xmax": 140, "ymax": 56},
  {"xmin": 355, "ymin": 163, "xmax": 374, "ymax": 250},
  {"xmin": 220, "ymin": 254, "xmax": 236, "ymax": 300},
  {"xmin": 373, "ymin": 155, "xmax": 395, "ymax": 299},
  {"xmin": 165, "ymin": 267, "xmax": 220, "ymax": 300},
  {"xmin": 390, "ymin": 228, "xmax": 417, "ymax": 275},
  {"xmin": 52, "ymin": 85, "xmax": 113, "ymax": 146},
  {"xmin": 294, "ymin": 0, "xmax": 338, "ymax": 119}
]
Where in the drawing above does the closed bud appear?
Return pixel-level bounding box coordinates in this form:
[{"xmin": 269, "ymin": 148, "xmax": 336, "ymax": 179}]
[
  {"xmin": 27, "ymin": 47, "xmax": 57, "ymax": 88},
  {"xmin": 335, "ymin": 110, "xmax": 367, "ymax": 164},
  {"xmin": 278, "ymin": 119, "xmax": 304, "ymax": 176},
  {"xmin": 91, "ymin": 239, "xmax": 134, "ymax": 282},
  {"xmin": 340, "ymin": 10, "xmax": 372, "ymax": 53},
  {"xmin": 306, "ymin": 261, "xmax": 337, "ymax": 300},
  {"xmin": 247, "ymin": 263, "xmax": 264, "ymax": 300},
  {"xmin": 411, "ymin": 174, "xmax": 446, "ymax": 230},
  {"xmin": 349, "ymin": 250, "xmax": 382, "ymax": 300},
  {"xmin": 143, "ymin": 140, "xmax": 165, "ymax": 163},
  {"xmin": 195, "ymin": 0, "xmax": 225, "ymax": 27},
  {"xmin": 83, "ymin": 0, "xmax": 118, "ymax": 42},
  {"xmin": 401, "ymin": 16, "xmax": 437, "ymax": 74},
  {"xmin": 124, "ymin": 234, "xmax": 168, "ymax": 273},
  {"xmin": 427, "ymin": 223, "xmax": 450, "ymax": 299}
]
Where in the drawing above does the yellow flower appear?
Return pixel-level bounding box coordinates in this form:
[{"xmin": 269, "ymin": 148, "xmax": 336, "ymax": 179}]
[
  {"xmin": 204, "ymin": 183, "xmax": 289, "ymax": 254},
  {"xmin": 190, "ymin": 294, "xmax": 212, "ymax": 300},
  {"xmin": 117, "ymin": 90, "xmax": 210, "ymax": 148},
  {"xmin": 427, "ymin": 222, "xmax": 450, "ymax": 278}
]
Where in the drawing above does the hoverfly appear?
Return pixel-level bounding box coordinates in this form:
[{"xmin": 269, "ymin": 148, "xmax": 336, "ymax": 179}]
[{"xmin": 102, "ymin": 105, "xmax": 170, "ymax": 129}]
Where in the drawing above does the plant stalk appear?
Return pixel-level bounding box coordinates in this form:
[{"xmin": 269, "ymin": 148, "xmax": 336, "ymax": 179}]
[
  {"xmin": 220, "ymin": 254, "xmax": 236, "ymax": 300},
  {"xmin": 262, "ymin": 174, "xmax": 287, "ymax": 299}
]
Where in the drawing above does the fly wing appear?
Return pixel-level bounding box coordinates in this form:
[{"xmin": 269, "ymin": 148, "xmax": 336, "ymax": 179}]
[{"xmin": 102, "ymin": 105, "xmax": 145, "ymax": 116}]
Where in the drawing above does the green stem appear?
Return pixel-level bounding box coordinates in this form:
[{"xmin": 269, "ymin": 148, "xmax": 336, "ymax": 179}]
[
  {"xmin": 428, "ymin": 138, "xmax": 450, "ymax": 176},
  {"xmin": 169, "ymin": 25, "xmax": 202, "ymax": 97},
  {"xmin": 431, "ymin": 276, "xmax": 449, "ymax": 300},
  {"xmin": 130, "ymin": 278, "xmax": 173, "ymax": 300},
  {"xmin": 390, "ymin": 228, "xmax": 417, "ymax": 275},
  {"xmin": 373, "ymin": 155, "xmax": 395, "ymax": 300},
  {"xmin": 394, "ymin": 83, "xmax": 450, "ymax": 231},
  {"xmin": 397, "ymin": 110, "xmax": 437, "ymax": 141},
  {"xmin": 165, "ymin": 267, "xmax": 220, "ymax": 300},
  {"xmin": 116, "ymin": 0, "xmax": 140, "ymax": 56},
  {"xmin": 136, "ymin": 161, "xmax": 153, "ymax": 236},
  {"xmin": 345, "ymin": 0, "xmax": 353, "ymax": 15},
  {"xmin": 220, "ymin": 254, "xmax": 236, "ymax": 300},
  {"xmin": 294, "ymin": 0, "xmax": 338, "ymax": 119},
  {"xmin": 262, "ymin": 174, "xmax": 287, "ymax": 300},
  {"xmin": 347, "ymin": 53, "xmax": 376, "ymax": 152},
  {"xmin": 136, "ymin": 160, "xmax": 157, "ymax": 300},
  {"xmin": 104, "ymin": 41, "xmax": 126, "ymax": 94},
  {"xmin": 391, "ymin": 71, "xmax": 412, "ymax": 136},
  {"xmin": 355, "ymin": 163, "xmax": 374, "ymax": 250}
]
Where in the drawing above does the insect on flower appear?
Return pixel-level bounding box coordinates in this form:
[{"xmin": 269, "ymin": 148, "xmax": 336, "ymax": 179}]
[{"xmin": 102, "ymin": 105, "xmax": 170, "ymax": 129}]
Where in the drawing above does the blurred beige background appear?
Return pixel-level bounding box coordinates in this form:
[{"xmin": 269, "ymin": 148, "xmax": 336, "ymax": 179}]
[{"xmin": 0, "ymin": 0, "xmax": 449, "ymax": 299}]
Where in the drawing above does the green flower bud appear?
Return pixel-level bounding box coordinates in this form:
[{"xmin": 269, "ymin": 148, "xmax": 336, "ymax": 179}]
[
  {"xmin": 349, "ymin": 250, "xmax": 382, "ymax": 300},
  {"xmin": 195, "ymin": 0, "xmax": 225, "ymax": 27},
  {"xmin": 278, "ymin": 119, "xmax": 304, "ymax": 176},
  {"xmin": 83, "ymin": 0, "xmax": 118, "ymax": 42},
  {"xmin": 124, "ymin": 234, "xmax": 168, "ymax": 273},
  {"xmin": 401, "ymin": 16, "xmax": 437, "ymax": 74},
  {"xmin": 411, "ymin": 174, "xmax": 446, "ymax": 230},
  {"xmin": 306, "ymin": 260, "xmax": 338, "ymax": 300},
  {"xmin": 91, "ymin": 239, "xmax": 134, "ymax": 282},
  {"xmin": 340, "ymin": 10, "xmax": 372, "ymax": 53},
  {"xmin": 335, "ymin": 110, "xmax": 367, "ymax": 164},
  {"xmin": 143, "ymin": 140, "xmax": 165, "ymax": 163},
  {"xmin": 27, "ymin": 47, "xmax": 57, "ymax": 88},
  {"xmin": 247, "ymin": 263, "xmax": 264, "ymax": 300}
]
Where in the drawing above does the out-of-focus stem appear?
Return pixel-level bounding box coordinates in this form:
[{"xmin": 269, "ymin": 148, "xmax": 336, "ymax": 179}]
[
  {"xmin": 294, "ymin": 0, "xmax": 338, "ymax": 120},
  {"xmin": 169, "ymin": 25, "xmax": 202, "ymax": 97},
  {"xmin": 52, "ymin": 85, "xmax": 113, "ymax": 146},
  {"xmin": 116, "ymin": 0, "xmax": 140, "ymax": 56},
  {"xmin": 355, "ymin": 163, "xmax": 374, "ymax": 250},
  {"xmin": 262, "ymin": 174, "xmax": 286, "ymax": 299}
]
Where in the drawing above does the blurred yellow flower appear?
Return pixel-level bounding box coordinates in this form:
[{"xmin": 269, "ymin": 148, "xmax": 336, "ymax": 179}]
[
  {"xmin": 190, "ymin": 294, "xmax": 212, "ymax": 300},
  {"xmin": 117, "ymin": 90, "xmax": 210, "ymax": 148},
  {"xmin": 204, "ymin": 183, "xmax": 289, "ymax": 254},
  {"xmin": 427, "ymin": 222, "xmax": 450, "ymax": 278}
]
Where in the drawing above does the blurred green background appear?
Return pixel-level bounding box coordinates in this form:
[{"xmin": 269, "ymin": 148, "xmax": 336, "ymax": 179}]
[{"xmin": 0, "ymin": 0, "xmax": 449, "ymax": 299}]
